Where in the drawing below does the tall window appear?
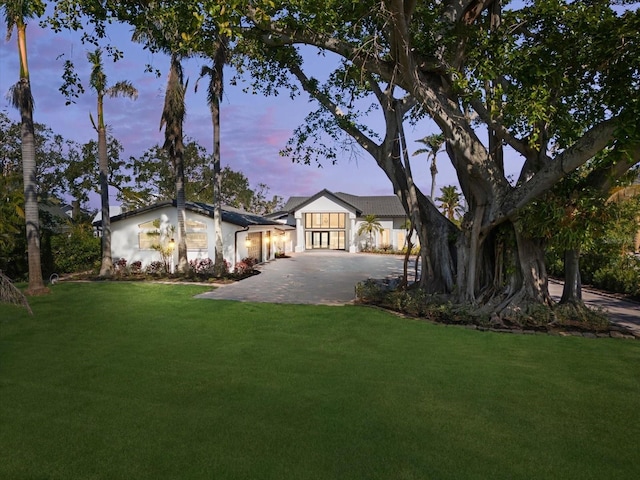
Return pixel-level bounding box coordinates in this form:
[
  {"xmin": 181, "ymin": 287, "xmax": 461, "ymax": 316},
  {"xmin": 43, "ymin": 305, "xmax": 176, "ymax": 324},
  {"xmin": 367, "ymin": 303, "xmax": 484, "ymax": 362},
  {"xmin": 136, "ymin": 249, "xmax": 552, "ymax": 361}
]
[{"xmin": 304, "ymin": 213, "xmax": 345, "ymax": 229}]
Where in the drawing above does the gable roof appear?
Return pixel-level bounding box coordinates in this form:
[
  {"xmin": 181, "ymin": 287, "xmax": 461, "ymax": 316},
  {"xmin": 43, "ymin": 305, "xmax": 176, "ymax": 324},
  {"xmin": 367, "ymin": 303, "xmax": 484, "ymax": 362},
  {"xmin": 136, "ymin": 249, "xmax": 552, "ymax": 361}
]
[
  {"xmin": 282, "ymin": 188, "xmax": 363, "ymax": 215},
  {"xmin": 282, "ymin": 189, "xmax": 406, "ymax": 217},
  {"xmin": 105, "ymin": 200, "xmax": 291, "ymax": 229}
]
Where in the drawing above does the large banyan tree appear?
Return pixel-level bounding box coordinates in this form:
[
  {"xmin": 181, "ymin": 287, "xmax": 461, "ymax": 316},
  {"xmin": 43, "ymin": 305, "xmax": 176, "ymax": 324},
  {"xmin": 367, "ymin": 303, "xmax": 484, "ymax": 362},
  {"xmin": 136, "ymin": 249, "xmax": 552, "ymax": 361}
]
[
  {"xmin": 50, "ymin": 0, "xmax": 639, "ymax": 318},
  {"xmin": 235, "ymin": 0, "xmax": 640, "ymax": 318}
]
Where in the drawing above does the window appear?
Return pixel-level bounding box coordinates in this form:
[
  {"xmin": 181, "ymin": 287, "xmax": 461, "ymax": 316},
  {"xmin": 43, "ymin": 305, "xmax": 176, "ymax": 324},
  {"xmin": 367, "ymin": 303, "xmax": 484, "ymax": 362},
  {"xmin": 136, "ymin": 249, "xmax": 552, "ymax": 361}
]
[
  {"xmin": 381, "ymin": 228, "xmax": 391, "ymax": 248},
  {"xmin": 304, "ymin": 213, "xmax": 345, "ymax": 229},
  {"xmin": 186, "ymin": 219, "xmax": 207, "ymax": 250},
  {"xmin": 138, "ymin": 219, "xmax": 161, "ymax": 250}
]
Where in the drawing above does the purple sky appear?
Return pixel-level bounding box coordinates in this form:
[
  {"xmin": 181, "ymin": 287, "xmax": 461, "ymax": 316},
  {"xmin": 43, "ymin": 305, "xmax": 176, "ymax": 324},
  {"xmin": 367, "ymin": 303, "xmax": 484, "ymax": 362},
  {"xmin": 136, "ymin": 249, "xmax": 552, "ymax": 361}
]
[{"xmin": 0, "ymin": 19, "xmax": 461, "ymax": 209}]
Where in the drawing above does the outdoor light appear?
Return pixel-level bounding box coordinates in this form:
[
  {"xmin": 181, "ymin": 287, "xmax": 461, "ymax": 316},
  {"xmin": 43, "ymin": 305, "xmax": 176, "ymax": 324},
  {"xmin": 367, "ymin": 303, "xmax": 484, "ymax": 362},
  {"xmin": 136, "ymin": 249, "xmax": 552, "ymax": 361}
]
[
  {"xmin": 245, "ymin": 238, "xmax": 251, "ymax": 248},
  {"xmin": 169, "ymin": 238, "xmax": 175, "ymax": 251}
]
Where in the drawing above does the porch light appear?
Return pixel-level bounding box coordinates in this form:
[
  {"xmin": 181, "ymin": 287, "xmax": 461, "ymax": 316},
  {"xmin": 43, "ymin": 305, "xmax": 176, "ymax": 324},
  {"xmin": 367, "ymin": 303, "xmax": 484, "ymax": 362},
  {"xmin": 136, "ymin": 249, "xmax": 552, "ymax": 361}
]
[
  {"xmin": 245, "ymin": 238, "xmax": 251, "ymax": 248},
  {"xmin": 168, "ymin": 238, "xmax": 176, "ymax": 251}
]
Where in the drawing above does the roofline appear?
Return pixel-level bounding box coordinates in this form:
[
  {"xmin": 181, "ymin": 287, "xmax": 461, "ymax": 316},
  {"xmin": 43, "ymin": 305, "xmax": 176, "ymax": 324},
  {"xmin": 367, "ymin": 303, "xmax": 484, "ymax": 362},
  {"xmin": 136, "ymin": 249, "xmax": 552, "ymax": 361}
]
[
  {"xmin": 286, "ymin": 188, "xmax": 363, "ymax": 215},
  {"xmin": 97, "ymin": 200, "xmax": 290, "ymax": 229}
]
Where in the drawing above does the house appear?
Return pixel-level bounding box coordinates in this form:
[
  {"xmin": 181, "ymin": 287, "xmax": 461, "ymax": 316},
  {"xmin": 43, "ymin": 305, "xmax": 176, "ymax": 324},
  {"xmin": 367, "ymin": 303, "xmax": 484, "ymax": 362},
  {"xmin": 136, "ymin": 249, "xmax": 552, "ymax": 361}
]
[
  {"xmin": 106, "ymin": 200, "xmax": 293, "ymax": 271},
  {"xmin": 267, "ymin": 189, "xmax": 415, "ymax": 253}
]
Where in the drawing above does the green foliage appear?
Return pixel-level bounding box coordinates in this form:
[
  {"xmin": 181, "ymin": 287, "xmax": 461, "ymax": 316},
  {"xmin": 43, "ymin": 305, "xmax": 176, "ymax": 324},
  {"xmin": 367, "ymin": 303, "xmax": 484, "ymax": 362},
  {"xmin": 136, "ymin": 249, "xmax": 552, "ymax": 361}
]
[
  {"xmin": 50, "ymin": 223, "xmax": 100, "ymax": 274},
  {"xmin": 436, "ymin": 185, "xmax": 464, "ymax": 223},
  {"xmin": 592, "ymin": 256, "xmax": 640, "ymax": 297},
  {"xmin": 128, "ymin": 140, "xmax": 284, "ymax": 214},
  {"xmin": 546, "ymin": 191, "xmax": 640, "ymax": 296}
]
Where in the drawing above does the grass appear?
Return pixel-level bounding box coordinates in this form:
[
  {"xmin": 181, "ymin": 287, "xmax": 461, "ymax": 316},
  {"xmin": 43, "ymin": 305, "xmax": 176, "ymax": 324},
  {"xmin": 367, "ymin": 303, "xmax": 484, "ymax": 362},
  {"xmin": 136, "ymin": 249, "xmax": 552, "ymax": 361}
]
[{"xmin": 1, "ymin": 282, "xmax": 639, "ymax": 480}]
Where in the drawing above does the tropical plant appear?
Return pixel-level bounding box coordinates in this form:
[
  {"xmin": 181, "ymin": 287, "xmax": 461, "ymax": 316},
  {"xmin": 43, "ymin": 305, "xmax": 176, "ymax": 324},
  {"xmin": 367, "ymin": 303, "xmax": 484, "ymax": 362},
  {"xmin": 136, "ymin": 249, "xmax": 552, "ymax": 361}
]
[
  {"xmin": 147, "ymin": 220, "xmax": 176, "ymax": 274},
  {"xmin": 87, "ymin": 47, "xmax": 138, "ymax": 277},
  {"xmin": 414, "ymin": 133, "xmax": 445, "ymax": 201},
  {"xmin": 2, "ymin": 0, "xmax": 48, "ymax": 295},
  {"xmin": 436, "ymin": 186, "xmax": 464, "ymax": 222},
  {"xmin": 357, "ymin": 214, "xmax": 383, "ymax": 251}
]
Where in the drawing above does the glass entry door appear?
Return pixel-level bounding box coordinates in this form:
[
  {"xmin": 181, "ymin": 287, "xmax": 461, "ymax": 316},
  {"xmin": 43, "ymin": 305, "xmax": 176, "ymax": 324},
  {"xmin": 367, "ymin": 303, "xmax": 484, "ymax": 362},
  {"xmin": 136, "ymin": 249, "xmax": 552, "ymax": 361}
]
[{"xmin": 311, "ymin": 231, "xmax": 330, "ymax": 249}]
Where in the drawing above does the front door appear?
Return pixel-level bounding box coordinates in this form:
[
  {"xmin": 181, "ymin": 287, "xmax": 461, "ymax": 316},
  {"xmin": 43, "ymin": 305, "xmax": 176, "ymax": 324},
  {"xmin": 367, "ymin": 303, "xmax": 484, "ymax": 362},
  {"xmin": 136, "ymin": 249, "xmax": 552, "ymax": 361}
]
[{"xmin": 311, "ymin": 231, "xmax": 330, "ymax": 249}]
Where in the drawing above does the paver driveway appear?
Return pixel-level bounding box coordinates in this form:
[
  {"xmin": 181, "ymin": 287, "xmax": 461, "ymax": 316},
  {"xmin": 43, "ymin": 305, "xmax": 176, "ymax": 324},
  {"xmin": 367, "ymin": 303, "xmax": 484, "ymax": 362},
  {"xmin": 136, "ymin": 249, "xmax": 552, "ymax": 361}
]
[{"xmin": 196, "ymin": 251, "xmax": 411, "ymax": 305}]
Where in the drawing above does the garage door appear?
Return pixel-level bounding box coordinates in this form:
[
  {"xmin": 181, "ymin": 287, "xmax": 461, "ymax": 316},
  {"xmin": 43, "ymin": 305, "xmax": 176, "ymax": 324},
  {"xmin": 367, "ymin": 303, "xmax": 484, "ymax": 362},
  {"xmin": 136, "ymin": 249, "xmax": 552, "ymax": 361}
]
[{"xmin": 247, "ymin": 232, "xmax": 262, "ymax": 261}]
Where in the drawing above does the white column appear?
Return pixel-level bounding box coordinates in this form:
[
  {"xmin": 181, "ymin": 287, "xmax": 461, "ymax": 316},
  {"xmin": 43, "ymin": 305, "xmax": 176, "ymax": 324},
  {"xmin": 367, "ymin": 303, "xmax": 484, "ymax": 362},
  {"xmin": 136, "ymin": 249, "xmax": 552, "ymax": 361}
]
[
  {"xmin": 295, "ymin": 215, "xmax": 305, "ymax": 252},
  {"xmin": 349, "ymin": 216, "xmax": 357, "ymax": 253}
]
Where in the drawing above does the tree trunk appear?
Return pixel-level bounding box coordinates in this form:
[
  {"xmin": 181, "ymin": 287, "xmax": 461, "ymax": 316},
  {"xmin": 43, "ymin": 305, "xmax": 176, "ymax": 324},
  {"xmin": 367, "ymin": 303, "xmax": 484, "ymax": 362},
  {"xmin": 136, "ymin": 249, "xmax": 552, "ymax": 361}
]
[
  {"xmin": 400, "ymin": 229, "xmax": 413, "ymax": 288},
  {"xmin": 430, "ymin": 156, "xmax": 437, "ymax": 201},
  {"xmin": 513, "ymin": 228, "xmax": 552, "ymax": 305},
  {"xmin": 15, "ymin": 22, "xmax": 46, "ymax": 295},
  {"xmin": 175, "ymin": 153, "xmax": 189, "ymax": 274},
  {"xmin": 560, "ymin": 248, "xmax": 582, "ymax": 304},
  {"xmin": 212, "ymin": 98, "xmax": 225, "ymax": 273},
  {"xmin": 21, "ymin": 98, "xmax": 47, "ymax": 295},
  {"xmin": 98, "ymin": 124, "xmax": 113, "ymax": 277}
]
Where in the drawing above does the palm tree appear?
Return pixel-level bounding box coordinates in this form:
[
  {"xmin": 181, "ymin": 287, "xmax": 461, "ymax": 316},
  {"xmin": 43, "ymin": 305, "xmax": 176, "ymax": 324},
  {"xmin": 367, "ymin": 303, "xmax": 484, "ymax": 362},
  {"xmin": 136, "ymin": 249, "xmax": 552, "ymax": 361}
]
[
  {"xmin": 413, "ymin": 133, "xmax": 445, "ymax": 201},
  {"xmin": 436, "ymin": 185, "xmax": 464, "ymax": 222},
  {"xmin": 161, "ymin": 52, "xmax": 189, "ymax": 274},
  {"xmin": 195, "ymin": 36, "xmax": 228, "ymax": 274},
  {"xmin": 357, "ymin": 214, "xmax": 383, "ymax": 251},
  {"xmin": 2, "ymin": 0, "xmax": 48, "ymax": 295},
  {"xmin": 88, "ymin": 48, "xmax": 138, "ymax": 278}
]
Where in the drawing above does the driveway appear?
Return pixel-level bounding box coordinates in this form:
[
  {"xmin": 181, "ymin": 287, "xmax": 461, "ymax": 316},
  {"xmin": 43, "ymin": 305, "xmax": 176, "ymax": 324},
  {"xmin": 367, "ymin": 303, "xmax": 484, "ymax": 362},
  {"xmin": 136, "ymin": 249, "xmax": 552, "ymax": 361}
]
[
  {"xmin": 197, "ymin": 251, "xmax": 639, "ymax": 334},
  {"xmin": 196, "ymin": 251, "xmax": 410, "ymax": 305}
]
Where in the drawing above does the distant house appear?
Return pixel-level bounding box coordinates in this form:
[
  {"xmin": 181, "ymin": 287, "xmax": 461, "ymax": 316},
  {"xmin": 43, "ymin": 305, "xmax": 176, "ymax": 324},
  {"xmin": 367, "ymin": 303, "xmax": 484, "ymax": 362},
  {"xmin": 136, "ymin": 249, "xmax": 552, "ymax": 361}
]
[
  {"xmin": 106, "ymin": 200, "xmax": 293, "ymax": 270},
  {"xmin": 267, "ymin": 189, "xmax": 415, "ymax": 253}
]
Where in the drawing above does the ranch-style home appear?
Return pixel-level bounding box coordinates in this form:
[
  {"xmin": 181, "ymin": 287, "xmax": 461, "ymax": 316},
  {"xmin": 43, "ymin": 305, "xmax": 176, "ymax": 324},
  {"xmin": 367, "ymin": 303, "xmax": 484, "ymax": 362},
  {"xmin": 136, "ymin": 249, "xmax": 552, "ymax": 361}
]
[
  {"xmin": 267, "ymin": 189, "xmax": 416, "ymax": 253},
  {"xmin": 107, "ymin": 200, "xmax": 294, "ymax": 270},
  {"xmin": 105, "ymin": 190, "xmax": 415, "ymax": 271}
]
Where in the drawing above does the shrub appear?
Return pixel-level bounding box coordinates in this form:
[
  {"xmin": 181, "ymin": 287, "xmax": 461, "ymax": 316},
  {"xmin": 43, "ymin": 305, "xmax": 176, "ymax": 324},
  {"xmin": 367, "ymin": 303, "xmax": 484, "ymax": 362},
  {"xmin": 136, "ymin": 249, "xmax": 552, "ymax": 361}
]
[
  {"xmin": 145, "ymin": 261, "xmax": 166, "ymax": 275},
  {"xmin": 130, "ymin": 261, "xmax": 142, "ymax": 274},
  {"xmin": 592, "ymin": 256, "xmax": 640, "ymax": 297},
  {"xmin": 234, "ymin": 258, "xmax": 257, "ymax": 275},
  {"xmin": 50, "ymin": 223, "xmax": 100, "ymax": 274},
  {"xmin": 189, "ymin": 258, "xmax": 231, "ymax": 277},
  {"xmin": 114, "ymin": 258, "xmax": 128, "ymax": 275}
]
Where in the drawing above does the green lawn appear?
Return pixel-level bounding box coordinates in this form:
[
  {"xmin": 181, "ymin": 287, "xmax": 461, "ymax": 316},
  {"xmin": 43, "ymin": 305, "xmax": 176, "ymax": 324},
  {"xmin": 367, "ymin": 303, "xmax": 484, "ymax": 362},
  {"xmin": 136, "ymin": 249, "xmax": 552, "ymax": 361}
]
[{"xmin": 1, "ymin": 282, "xmax": 639, "ymax": 480}]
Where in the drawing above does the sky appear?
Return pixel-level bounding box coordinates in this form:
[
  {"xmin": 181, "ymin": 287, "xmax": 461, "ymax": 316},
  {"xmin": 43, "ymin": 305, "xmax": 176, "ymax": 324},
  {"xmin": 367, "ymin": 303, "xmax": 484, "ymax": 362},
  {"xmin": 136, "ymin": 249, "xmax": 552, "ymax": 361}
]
[{"xmin": 0, "ymin": 16, "xmax": 460, "ymax": 210}]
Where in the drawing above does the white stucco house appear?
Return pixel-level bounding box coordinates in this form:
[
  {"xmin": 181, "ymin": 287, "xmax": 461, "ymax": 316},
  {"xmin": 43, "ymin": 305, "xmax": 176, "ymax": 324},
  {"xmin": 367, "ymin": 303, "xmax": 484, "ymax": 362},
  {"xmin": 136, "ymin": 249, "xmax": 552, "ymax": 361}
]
[
  {"xmin": 267, "ymin": 189, "xmax": 416, "ymax": 253},
  {"xmin": 105, "ymin": 200, "xmax": 293, "ymax": 271}
]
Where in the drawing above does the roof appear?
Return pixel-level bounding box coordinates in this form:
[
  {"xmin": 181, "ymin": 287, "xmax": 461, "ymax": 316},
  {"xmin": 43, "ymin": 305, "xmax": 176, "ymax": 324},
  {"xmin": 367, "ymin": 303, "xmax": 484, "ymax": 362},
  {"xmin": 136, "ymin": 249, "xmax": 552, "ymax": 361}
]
[
  {"xmin": 104, "ymin": 200, "xmax": 292, "ymax": 229},
  {"xmin": 282, "ymin": 189, "xmax": 406, "ymax": 217}
]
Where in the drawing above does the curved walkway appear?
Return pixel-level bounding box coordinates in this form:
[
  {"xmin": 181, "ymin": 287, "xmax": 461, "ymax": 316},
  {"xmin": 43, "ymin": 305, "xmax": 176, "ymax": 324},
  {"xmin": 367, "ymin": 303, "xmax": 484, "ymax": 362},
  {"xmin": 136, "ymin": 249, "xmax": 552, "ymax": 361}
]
[{"xmin": 197, "ymin": 251, "xmax": 639, "ymax": 334}]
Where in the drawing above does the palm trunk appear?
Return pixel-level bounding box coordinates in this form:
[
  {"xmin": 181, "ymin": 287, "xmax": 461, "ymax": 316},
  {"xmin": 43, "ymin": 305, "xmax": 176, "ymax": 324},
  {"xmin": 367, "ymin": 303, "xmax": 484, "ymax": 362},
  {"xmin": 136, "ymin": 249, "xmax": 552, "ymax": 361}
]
[
  {"xmin": 212, "ymin": 98, "xmax": 225, "ymax": 272},
  {"xmin": 98, "ymin": 123, "xmax": 113, "ymax": 277},
  {"xmin": 15, "ymin": 23, "xmax": 46, "ymax": 295},
  {"xmin": 175, "ymin": 150, "xmax": 189, "ymax": 274},
  {"xmin": 21, "ymin": 98, "xmax": 46, "ymax": 294}
]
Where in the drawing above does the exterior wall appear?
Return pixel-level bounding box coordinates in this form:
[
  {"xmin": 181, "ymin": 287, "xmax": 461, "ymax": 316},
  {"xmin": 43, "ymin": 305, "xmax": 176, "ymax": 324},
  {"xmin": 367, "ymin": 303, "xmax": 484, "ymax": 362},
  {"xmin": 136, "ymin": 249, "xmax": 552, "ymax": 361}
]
[
  {"xmin": 293, "ymin": 196, "xmax": 357, "ymax": 253},
  {"xmin": 111, "ymin": 205, "xmax": 278, "ymax": 272},
  {"xmin": 353, "ymin": 218, "xmax": 396, "ymax": 250}
]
